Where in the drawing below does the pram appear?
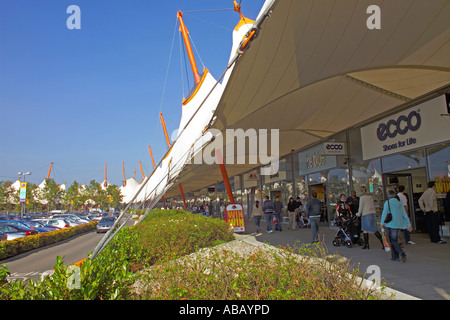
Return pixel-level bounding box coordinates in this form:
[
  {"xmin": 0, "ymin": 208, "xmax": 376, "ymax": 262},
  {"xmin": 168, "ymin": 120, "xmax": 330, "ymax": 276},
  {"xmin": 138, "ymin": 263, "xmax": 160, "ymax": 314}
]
[{"xmin": 332, "ymin": 215, "xmax": 364, "ymax": 248}]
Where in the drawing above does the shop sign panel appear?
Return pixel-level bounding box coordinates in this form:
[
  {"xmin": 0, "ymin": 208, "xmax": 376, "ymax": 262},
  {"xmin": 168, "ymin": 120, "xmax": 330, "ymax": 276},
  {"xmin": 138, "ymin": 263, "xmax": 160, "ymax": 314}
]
[
  {"xmin": 298, "ymin": 143, "xmax": 337, "ymax": 175},
  {"xmin": 361, "ymin": 95, "xmax": 450, "ymax": 160},
  {"xmin": 323, "ymin": 142, "xmax": 346, "ymax": 155}
]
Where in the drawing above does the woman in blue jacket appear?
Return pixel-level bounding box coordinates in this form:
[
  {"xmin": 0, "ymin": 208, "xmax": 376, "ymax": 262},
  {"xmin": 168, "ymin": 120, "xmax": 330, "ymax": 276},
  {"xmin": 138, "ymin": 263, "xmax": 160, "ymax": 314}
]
[{"xmin": 381, "ymin": 188, "xmax": 413, "ymax": 262}]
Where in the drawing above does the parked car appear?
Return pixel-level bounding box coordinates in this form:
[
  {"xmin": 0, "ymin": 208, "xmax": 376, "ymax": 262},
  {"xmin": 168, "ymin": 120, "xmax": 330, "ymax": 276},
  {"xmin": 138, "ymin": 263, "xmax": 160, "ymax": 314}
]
[
  {"xmin": 52, "ymin": 214, "xmax": 89, "ymax": 224},
  {"xmin": 96, "ymin": 217, "xmax": 115, "ymax": 233},
  {"xmin": 0, "ymin": 223, "xmax": 38, "ymax": 240},
  {"xmin": 0, "ymin": 230, "xmax": 7, "ymax": 241},
  {"xmin": 19, "ymin": 220, "xmax": 57, "ymax": 233},
  {"xmin": 31, "ymin": 218, "xmax": 71, "ymax": 229},
  {"xmin": 89, "ymin": 214, "xmax": 102, "ymax": 221}
]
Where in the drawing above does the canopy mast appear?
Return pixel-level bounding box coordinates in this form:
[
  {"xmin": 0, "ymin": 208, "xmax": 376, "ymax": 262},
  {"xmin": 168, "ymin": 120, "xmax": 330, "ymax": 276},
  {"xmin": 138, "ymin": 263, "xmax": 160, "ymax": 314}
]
[
  {"xmin": 122, "ymin": 162, "xmax": 126, "ymax": 187},
  {"xmin": 46, "ymin": 162, "xmax": 54, "ymax": 180},
  {"xmin": 104, "ymin": 162, "xmax": 108, "ymax": 188},
  {"xmin": 177, "ymin": 10, "xmax": 201, "ymax": 86}
]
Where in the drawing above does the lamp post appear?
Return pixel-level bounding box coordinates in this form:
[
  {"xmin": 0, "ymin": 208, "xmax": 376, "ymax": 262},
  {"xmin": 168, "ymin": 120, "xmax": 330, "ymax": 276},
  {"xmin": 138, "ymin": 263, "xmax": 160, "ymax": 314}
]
[{"xmin": 18, "ymin": 171, "xmax": 31, "ymax": 219}]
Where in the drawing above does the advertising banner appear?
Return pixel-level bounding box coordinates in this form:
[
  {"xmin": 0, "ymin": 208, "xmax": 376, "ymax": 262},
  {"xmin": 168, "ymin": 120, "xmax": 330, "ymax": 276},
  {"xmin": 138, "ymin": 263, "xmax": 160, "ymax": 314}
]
[
  {"xmin": 361, "ymin": 95, "xmax": 450, "ymax": 160},
  {"xmin": 225, "ymin": 203, "xmax": 246, "ymax": 233},
  {"xmin": 19, "ymin": 182, "xmax": 27, "ymax": 203}
]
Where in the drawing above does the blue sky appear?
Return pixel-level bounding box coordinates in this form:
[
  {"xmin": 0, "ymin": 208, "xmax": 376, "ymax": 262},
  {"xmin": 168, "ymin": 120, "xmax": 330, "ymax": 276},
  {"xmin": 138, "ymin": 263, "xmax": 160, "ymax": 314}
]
[{"xmin": 0, "ymin": 0, "xmax": 264, "ymax": 186}]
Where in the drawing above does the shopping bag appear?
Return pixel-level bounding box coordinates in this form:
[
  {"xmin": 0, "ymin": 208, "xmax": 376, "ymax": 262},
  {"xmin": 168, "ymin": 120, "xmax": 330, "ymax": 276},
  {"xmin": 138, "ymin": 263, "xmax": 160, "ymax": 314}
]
[
  {"xmin": 380, "ymin": 227, "xmax": 391, "ymax": 252},
  {"xmin": 273, "ymin": 215, "xmax": 278, "ymax": 225}
]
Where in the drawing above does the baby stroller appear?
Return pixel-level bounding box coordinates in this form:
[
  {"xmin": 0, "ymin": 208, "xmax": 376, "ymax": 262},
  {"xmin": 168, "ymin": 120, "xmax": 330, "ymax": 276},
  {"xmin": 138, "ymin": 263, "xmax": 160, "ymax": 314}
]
[{"xmin": 332, "ymin": 215, "xmax": 364, "ymax": 248}]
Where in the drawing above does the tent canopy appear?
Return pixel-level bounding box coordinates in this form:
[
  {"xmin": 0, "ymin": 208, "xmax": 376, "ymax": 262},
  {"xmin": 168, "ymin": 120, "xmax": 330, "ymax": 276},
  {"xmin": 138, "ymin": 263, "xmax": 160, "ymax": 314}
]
[{"xmin": 162, "ymin": 0, "xmax": 450, "ymax": 198}]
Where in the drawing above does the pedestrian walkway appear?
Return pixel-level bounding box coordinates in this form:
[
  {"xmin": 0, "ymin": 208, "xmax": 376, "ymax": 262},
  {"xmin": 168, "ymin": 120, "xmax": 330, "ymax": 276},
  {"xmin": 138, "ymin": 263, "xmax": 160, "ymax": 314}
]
[{"xmin": 242, "ymin": 217, "xmax": 450, "ymax": 300}]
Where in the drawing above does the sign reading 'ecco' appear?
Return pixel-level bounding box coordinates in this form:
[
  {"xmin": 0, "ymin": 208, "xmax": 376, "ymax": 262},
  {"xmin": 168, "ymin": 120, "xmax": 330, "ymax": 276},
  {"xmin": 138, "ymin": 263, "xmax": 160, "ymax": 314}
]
[
  {"xmin": 376, "ymin": 110, "xmax": 421, "ymax": 141},
  {"xmin": 323, "ymin": 142, "xmax": 346, "ymax": 155},
  {"xmin": 361, "ymin": 95, "xmax": 450, "ymax": 160}
]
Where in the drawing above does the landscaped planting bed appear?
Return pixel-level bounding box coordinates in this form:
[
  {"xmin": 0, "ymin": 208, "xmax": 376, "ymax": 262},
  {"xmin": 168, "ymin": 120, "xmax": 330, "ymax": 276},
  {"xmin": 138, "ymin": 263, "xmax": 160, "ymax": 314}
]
[{"xmin": 0, "ymin": 210, "xmax": 386, "ymax": 300}]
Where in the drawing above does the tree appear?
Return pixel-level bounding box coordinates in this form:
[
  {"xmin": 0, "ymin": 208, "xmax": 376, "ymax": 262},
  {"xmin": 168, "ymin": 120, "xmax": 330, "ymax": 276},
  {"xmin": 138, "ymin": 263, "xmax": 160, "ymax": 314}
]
[
  {"xmin": 106, "ymin": 184, "xmax": 123, "ymax": 209},
  {"xmin": 40, "ymin": 178, "xmax": 63, "ymax": 212},
  {"xmin": 64, "ymin": 181, "xmax": 83, "ymax": 211},
  {"xmin": 0, "ymin": 181, "xmax": 14, "ymax": 212}
]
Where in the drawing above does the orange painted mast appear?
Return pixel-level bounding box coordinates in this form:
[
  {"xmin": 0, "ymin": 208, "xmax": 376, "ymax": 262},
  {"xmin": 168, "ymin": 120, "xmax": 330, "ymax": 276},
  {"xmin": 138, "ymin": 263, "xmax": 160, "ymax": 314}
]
[
  {"xmin": 216, "ymin": 149, "xmax": 235, "ymax": 204},
  {"xmin": 104, "ymin": 162, "xmax": 108, "ymax": 188},
  {"xmin": 133, "ymin": 168, "xmax": 136, "ymax": 180},
  {"xmin": 233, "ymin": 0, "xmax": 245, "ymax": 20},
  {"xmin": 160, "ymin": 112, "xmax": 171, "ymax": 147},
  {"xmin": 160, "ymin": 112, "xmax": 187, "ymax": 210},
  {"xmin": 46, "ymin": 162, "xmax": 54, "ymax": 180},
  {"xmin": 122, "ymin": 162, "xmax": 127, "ymax": 187},
  {"xmin": 139, "ymin": 160, "xmax": 145, "ymax": 183},
  {"xmin": 148, "ymin": 145, "xmax": 156, "ymax": 169},
  {"xmin": 177, "ymin": 11, "xmax": 201, "ymax": 86}
]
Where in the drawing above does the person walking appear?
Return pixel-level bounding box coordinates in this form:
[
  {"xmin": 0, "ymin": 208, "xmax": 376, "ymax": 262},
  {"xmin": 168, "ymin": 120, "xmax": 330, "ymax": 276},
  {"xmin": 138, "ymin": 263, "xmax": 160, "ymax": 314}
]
[
  {"xmin": 347, "ymin": 190, "xmax": 360, "ymax": 218},
  {"xmin": 305, "ymin": 191, "xmax": 322, "ymax": 243},
  {"xmin": 251, "ymin": 200, "xmax": 263, "ymax": 234},
  {"xmin": 273, "ymin": 196, "xmax": 283, "ymax": 231},
  {"xmin": 219, "ymin": 203, "xmax": 225, "ymax": 220},
  {"xmin": 356, "ymin": 186, "xmax": 384, "ymax": 250},
  {"xmin": 397, "ymin": 186, "xmax": 415, "ymax": 245},
  {"xmin": 419, "ymin": 181, "xmax": 446, "ymax": 244},
  {"xmin": 381, "ymin": 188, "xmax": 413, "ymax": 262},
  {"xmin": 287, "ymin": 197, "xmax": 297, "ymax": 230},
  {"xmin": 295, "ymin": 197, "xmax": 303, "ymax": 228},
  {"xmin": 263, "ymin": 196, "xmax": 274, "ymax": 233}
]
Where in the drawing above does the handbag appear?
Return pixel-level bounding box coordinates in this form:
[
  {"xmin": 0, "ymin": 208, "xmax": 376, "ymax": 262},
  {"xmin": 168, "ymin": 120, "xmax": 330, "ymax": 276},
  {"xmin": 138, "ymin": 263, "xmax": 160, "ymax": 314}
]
[
  {"xmin": 384, "ymin": 200, "xmax": 393, "ymax": 224},
  {"xmin": 273, "ymin": 215, "xmax": 278, "ymax": 225}
]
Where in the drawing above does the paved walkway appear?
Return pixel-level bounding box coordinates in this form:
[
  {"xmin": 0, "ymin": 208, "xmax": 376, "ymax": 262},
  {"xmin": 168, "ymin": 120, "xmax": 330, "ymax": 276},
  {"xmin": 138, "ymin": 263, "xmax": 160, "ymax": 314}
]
[{"xmin": 241, "ymin": 217, "xmax": 450, "ymax": 300}]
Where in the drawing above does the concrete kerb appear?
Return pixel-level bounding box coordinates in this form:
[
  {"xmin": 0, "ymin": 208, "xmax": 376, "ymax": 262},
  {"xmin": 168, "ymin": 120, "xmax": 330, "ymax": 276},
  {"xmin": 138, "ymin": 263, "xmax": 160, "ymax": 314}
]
[{"xmin": 234, "ymin": 233, "xmax": 421, "ymax": 300}]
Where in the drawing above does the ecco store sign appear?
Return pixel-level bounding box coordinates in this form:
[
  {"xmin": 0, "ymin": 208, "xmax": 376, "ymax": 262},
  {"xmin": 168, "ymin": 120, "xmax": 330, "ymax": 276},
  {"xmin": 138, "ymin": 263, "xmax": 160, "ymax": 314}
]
[
  {"xmin": 323, "ymin": 142, "xmax": 346, "ymax": 155},
  {"xmin": 376, "ymin": 111, "xmax": 421, "ymax": 141},
  {"xmin": 361, "ymin": 95, "xmax": 450, "ymax": 160}
]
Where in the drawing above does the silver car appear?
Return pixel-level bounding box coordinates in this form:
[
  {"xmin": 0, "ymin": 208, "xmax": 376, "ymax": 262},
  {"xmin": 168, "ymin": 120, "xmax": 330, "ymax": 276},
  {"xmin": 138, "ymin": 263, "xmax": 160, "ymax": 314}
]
[
  {"xmin": 52, "ymin": 214, "xmax": 89, "ymax": 224},
  {"xmin": 96, "ymin": 217, "xmax": 115, "ymax": 233},
  {"xmin": 31, "ymin": 218, "xmax": 71, "ymax": 229},
  {"xmin": 0, "ymin": 224, "xmax": 38, "ymax": 240}
]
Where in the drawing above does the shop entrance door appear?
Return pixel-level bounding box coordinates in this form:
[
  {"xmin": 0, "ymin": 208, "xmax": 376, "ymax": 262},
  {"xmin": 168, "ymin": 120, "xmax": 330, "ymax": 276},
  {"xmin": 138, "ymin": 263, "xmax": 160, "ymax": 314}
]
[{"xmin": 383, "ymin": 168, "xmax": 428, "ymax": 232}]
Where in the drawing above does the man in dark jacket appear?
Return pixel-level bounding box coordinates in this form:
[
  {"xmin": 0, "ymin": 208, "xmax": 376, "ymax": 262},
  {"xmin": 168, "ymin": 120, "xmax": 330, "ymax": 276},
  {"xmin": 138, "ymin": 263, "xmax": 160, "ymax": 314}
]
[
  {"xmin": 305, "ymin": 192, "xmax": 322, "ymax": 243},
  {"xmin": 263, "ymin": 196, "xmax": 274, "ymax": 233},
  {"xmin": 273, "ymin": 196, "xmax": 283, "ymax": 231}
]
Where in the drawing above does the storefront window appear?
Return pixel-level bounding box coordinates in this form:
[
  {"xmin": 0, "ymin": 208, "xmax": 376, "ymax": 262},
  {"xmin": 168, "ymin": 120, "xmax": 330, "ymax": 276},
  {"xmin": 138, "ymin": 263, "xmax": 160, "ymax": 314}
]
[
  {"xmin": 351, "ymin": 159, "xmax": 384, "ymax": 213},
  {"xmin": 327, "ymin": 168, "xmax": 349, "ymax": 205},
  {"xmin": 427, "ymin": 143, "xmax": 450, "ymax": 195},
  {"xmin": 308, "ymin": 172, "xmax": 327, "ymax": 184},
  {"xmin": 295, "ymin": 177, "xmax": 308, "ymax": 201},
  {"xmin": 381, "ymin": 149, "xmax": 426, "ymax": 173}
]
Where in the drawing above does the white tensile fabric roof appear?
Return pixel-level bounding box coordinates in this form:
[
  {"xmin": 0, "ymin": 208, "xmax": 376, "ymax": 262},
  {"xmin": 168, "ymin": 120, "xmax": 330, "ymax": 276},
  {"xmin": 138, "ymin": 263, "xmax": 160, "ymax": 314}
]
[{"xmin": 160, "ymin": 0, "xmax": 450, "ymax": 198}]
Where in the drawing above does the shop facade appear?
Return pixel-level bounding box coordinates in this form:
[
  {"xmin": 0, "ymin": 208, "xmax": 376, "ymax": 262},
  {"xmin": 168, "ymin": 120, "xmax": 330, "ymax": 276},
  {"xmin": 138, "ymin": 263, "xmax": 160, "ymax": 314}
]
[
  {"xmin": 169, "ymin": 93, "xmax": 449, "ymax": 236},
  {"xmin": 230, "ymin": 93, "xmax": 449, "ymax": 234}
]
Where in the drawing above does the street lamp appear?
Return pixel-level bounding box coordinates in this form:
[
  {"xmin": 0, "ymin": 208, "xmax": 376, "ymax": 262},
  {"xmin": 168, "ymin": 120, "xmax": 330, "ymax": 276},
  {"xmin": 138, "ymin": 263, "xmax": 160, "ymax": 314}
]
[{"xmin": 18, "ymin": 171, "xmax": 31, "ymax": 218}]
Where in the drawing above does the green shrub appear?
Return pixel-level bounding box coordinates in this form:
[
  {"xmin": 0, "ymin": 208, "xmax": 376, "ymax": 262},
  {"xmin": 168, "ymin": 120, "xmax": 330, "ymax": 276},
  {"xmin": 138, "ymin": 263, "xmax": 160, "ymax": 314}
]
[
  {"xmin": 0, "ymin": 210, "xmax": 234, "ymax": 300},
  {"xmin": 0, "ymin": 221, "xmax": 98, "ymax": 260}
]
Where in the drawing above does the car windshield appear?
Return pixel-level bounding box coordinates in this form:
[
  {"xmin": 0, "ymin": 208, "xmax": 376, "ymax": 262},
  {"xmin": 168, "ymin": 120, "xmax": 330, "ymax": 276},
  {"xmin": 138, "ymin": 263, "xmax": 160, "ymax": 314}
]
[{"xmin": 100, "ymin": 217, "xmax": 115, "ymax": 222}]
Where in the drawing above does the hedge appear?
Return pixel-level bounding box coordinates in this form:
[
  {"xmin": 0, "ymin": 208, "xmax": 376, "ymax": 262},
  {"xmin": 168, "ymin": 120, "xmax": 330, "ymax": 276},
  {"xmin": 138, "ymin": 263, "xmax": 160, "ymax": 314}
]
[{"xmin": 0, "ymin": 221, "xmax": 98, "ymax": 260}]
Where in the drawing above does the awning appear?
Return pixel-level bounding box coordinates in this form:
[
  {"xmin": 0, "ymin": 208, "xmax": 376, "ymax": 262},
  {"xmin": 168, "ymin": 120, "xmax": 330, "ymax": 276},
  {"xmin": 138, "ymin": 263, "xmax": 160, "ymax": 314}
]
[{"xmin": 163, "ymin": 0, "xmax": 450, "ymax": 198}]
